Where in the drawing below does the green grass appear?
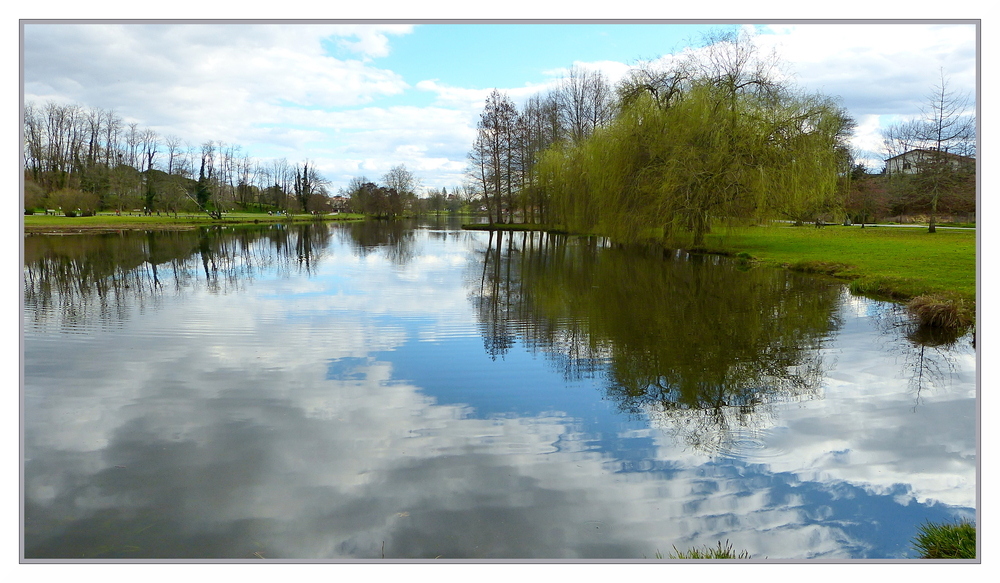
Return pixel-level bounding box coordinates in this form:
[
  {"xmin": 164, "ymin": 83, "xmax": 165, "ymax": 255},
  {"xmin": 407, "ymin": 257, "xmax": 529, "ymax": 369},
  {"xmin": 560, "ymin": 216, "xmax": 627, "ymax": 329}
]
[
  {"xmin": 656, "ymin": 540, "xmax": 753, "ymax": 559},
  {"xmin": 701, "ymin": 224, "xmax": 975, "ymax": 304},
  {"xmin": 911, "ymin": 521, "xmax": 976, "ymax": 559},
  {"xmin": 24, "ymin": 211, "xmax": 366, "ymax": 231}
]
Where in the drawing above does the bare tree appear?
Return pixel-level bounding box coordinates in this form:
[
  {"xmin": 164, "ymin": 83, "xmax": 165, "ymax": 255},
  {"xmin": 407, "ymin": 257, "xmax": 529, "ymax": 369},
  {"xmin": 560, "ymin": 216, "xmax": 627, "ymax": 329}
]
[
  {"xmin": 164, "ymin": 135, "xmax": 182, "ymax": 175},
  {"xmin": 557, "ymin": 66, "xmax": 613, "ymax": 143},
  {"xmin": 470, "ymin": 90, "xmax": 519, "ymax": 224},
  {"xmin": 881, "ymin": 70, "xmax": 975, "ymax": 232},
  {"xmin": 382, "ymin": 164, "xmax": 417, "ymax": 196}
]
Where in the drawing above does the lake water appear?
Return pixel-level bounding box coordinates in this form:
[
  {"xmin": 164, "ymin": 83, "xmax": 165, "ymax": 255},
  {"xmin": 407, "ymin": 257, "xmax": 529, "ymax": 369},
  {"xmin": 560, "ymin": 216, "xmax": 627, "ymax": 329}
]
[{"xmin": 22, "ymin": 219, "xmax": 977, "ymax": 560}]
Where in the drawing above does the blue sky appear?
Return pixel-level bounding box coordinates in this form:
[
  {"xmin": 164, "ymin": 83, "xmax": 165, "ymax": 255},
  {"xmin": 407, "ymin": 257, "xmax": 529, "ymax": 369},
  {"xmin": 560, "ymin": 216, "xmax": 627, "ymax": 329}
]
[
  {"xmin": 20, "ymin": 21, "xmax": 978, "ymax": 194},
  {"xmin": 371, "ymin": 24, "xmax": 713, "ymax": 91}
]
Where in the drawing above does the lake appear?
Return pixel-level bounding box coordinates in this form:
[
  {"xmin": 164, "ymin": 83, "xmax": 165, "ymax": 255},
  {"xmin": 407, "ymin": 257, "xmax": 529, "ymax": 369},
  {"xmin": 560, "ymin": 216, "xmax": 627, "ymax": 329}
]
[{"xmin": 22, "ymin": 219, "xmax": 977, "ymax": 560}]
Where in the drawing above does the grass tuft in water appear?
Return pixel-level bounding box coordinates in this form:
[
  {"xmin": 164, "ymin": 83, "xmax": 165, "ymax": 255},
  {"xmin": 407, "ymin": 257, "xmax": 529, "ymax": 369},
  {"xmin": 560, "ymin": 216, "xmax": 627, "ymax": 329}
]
[
  {"xmin": 912, "ymin": 520, "xmax": 976, "ymax": 559},
  {"xmin": 907, "ymin": 294, "xmax": 974, "ymax": 329}
]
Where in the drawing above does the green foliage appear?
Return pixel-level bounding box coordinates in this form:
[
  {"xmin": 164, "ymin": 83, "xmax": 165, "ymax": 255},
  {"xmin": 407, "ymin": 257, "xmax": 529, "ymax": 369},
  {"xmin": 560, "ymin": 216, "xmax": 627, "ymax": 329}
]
[
  {"xmin": 23, "ymin": 178, "xmax": 46, "ymax": 211},
  {"xmin": 348, "ymin": 180, "xmax": 405, "ymax": 218},
  {"xmin": 911, "ymin": 521, "xmax": 976, "ymax": 559},
  {"xmin": 47, "ymin": 187, "xmax": 99, "ymax": 217},
  {"xmin": 663, "ymin": 540, "xmax": 752, "ymax": 559},
  {"xmin": 532, "ymin": 34, "xmax": 852, "ymax": 246}
]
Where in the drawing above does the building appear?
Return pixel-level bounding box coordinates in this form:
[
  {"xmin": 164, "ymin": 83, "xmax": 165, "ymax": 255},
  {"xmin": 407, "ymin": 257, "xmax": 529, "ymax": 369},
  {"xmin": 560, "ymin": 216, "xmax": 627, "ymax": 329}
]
[
  {"xmin": 884, "ymin": 148, "xmax": 975, "ymax": 176},
  {"xmin": 329, "ymin": 195, "xmax": 350, "ymax": 212}
]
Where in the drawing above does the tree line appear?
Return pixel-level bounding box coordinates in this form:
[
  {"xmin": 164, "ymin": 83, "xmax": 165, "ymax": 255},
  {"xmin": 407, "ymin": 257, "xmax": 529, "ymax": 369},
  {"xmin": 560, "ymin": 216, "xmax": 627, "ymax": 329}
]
[
  {"xmin": 337, "ymin": 167, "xmax": 482, "ymax": 218},
  {"xmin": 22, "ymin": 101, "xmax": 336, "ymax": 217},
  {"xmin": 22, "ymin": 99, "xmax": 482, "ymax": 220},
  {"xmin": 466, "ymin": 30, "xmax": 976, "ymax": 240}
]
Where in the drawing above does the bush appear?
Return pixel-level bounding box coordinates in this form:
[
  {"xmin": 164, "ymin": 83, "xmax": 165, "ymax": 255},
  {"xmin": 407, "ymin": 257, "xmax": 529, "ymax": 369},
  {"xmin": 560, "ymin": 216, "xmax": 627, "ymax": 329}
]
[
  {"xmin": 912, "ymin": 520, "xmax": 976, "ymax": 559},
  {"xmin": 48, "ymin": 188, "xmax": 99, "ymax": 217},
  {"xmin": 23, "ymin": 178, "xmax": 45, "ymax": 211}
]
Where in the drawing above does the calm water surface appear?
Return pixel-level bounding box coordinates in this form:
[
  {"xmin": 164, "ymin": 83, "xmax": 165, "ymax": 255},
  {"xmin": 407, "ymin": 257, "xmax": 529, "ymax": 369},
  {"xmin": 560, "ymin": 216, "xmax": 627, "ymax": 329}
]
[{"xmin": 22, "ymin": 219, "xmax": 976, "ymax": 559}]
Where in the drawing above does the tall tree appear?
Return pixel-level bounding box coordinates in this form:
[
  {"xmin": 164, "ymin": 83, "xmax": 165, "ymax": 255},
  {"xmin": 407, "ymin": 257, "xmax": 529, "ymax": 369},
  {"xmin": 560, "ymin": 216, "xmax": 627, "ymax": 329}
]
[
  {"xmin": 141, "ymin": 128, "xmax": 159, "ymax": 210},
  {"xmin": 916, "ymin": 72, "xmax": 975, "ymax": 232},
  {"xmin": 382, "ymin": 163, "xmax": 418, "ymax": 211},
  {"xmin": 469, "ymin": 90, "xmax": 519, "ymax": 224},
  {"xmin": 193, "ymin": 141, "xmax": 221, "ymax": 218},
  {"xmin": 294, "ymin": 161, "xmax": 314, "ymax": 212}
]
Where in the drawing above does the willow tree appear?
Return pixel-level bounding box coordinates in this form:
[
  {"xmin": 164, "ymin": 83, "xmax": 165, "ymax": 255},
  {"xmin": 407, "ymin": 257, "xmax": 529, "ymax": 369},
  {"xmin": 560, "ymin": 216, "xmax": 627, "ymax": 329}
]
[{"xmin": 536, "ymin": 30, "xmax": 853, "ymax": 245}]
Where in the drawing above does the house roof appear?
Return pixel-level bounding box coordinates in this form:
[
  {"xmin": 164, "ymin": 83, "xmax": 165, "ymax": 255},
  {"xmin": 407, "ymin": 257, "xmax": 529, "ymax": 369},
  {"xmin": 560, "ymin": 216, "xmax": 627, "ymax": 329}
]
[{"xmin": 885, "ymin": 148, "xmax": 975, "ymax": 162}]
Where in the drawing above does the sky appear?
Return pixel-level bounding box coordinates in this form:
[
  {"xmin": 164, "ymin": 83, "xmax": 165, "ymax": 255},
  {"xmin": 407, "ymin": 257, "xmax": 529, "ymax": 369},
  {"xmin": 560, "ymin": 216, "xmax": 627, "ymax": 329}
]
[{"xmin": 20, "ymin": 20, "xmax": 978, "ymax": 195}]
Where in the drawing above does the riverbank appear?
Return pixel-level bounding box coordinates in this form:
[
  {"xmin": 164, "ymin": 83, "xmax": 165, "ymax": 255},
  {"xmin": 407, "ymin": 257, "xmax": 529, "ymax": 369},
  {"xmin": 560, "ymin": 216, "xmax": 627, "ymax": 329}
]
[
  {"xmin": 23, "ymin": 212, "xmax": 366, "ymax": 234},
  {"xmin": 464, "ymin": 222, "xmax": 976, "ymax": 319},
  {"xmin": 699, "ymin": 225, "xmax": 975, "ymax": 301}
]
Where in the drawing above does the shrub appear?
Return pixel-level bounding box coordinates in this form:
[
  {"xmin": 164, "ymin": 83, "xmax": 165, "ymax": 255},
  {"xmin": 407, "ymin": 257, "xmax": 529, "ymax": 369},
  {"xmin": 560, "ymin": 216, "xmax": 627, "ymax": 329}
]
[
  {"xmin": 23, "ymin": 178, "xmax": 45, "ymax": 211},
  {"xmin": 48, "ymin": 188, "xmax": 99, "ymax": 217},
  {"xmin": 912, "ymin": 520, "xmax": 976, "ymax": 559}
]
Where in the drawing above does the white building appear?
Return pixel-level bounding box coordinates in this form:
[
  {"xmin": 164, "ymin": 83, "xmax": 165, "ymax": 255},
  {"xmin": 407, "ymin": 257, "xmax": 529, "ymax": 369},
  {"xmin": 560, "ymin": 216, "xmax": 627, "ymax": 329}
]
[{"xmin": 884, "ymin": 148, "xmax": 975, "ymax": 175}]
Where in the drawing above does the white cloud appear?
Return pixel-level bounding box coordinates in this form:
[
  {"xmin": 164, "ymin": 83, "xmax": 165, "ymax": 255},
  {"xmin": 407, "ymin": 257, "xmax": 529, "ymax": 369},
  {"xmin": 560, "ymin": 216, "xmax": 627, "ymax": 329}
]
[
  {"xmin": 763, "ymin": 24, "xmax": 975, "ymax": 115},
  {"xmin": 23, "ymin": 24, "xmax": 414, "ymax": 150}
]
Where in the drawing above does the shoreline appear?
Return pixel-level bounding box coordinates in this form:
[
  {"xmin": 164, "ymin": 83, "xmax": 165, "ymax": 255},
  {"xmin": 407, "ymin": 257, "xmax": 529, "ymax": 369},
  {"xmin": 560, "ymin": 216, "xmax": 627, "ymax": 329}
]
[
  {"xmin": 462, "ymin": 222, "xmax": 976, "ymax": 327},
  {"xmin": 23, "ymin": 213, "xmax": 366, "ymax": 234}
]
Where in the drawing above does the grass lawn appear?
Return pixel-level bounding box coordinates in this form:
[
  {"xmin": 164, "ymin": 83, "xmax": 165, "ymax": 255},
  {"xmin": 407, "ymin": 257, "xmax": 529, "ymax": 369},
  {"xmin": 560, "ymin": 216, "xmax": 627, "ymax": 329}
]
[{"xmin": 700, "ymin": 224, "xmax": 976, "ymax": 303}]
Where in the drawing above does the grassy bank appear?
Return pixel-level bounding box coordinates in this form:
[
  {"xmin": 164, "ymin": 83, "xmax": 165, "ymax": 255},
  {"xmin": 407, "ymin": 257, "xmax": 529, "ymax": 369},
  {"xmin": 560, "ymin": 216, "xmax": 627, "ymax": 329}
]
[
  {"xmin": 23, "ymin": 211, "xmax": 366, "ymax": 233},
  {"xmin": 700, "ymin": 225, "xmax": 975, "ymax": 302},
  {"xmin": 464, "ymin": 222, "xmax": 976, "ymax": 324}
]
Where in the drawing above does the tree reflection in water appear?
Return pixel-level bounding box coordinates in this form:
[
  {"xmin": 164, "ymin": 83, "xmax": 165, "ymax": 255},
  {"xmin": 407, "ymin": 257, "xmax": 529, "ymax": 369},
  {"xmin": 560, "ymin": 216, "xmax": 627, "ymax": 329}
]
[
  {"xmin": 867, "ymin": 301, "xmax": 975, "ymax": 410},
  {"xmin": 23, "ymin": 223, "xmax": 333, "ymax": 331},
  {"xmin": 468, "ymin": 230, "xmax": 845, "ymax": 457},
  {"xmin": 338, "ymin": 219, "xmax": 417, "ymax": 266}
]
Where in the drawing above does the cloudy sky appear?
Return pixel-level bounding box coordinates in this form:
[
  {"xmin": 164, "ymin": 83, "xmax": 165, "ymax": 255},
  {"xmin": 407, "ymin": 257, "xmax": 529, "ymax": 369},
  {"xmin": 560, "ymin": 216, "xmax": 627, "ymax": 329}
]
[{"xmin": 20, "ymin": 20, "xmax": 978, "ymax": 194}]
